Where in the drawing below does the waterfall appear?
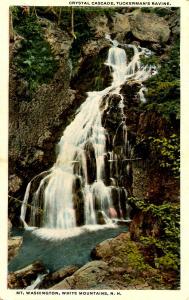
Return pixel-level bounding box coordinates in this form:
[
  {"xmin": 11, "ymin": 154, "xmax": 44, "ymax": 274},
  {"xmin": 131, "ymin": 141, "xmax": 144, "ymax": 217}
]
[{"xmin": 20, "ymin": 36, "xmax": 157, "ymax": 231}]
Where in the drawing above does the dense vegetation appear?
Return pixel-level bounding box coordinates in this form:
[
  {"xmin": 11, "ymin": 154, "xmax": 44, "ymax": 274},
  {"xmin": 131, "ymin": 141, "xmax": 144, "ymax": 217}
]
[
  {"xmin": 129, "ymin": 197, "xmax": 180, "ymax": 275},
  {"xmin": 140, "ymin": 36, "xmax": 180, "ymax": 123},
  {"xmin": 134, "ymin": 17, "xmax": 180, "ymax": 282},
  {"xmin": 11, "ymin": 8, "xmax": 58, "ymax": 98}
]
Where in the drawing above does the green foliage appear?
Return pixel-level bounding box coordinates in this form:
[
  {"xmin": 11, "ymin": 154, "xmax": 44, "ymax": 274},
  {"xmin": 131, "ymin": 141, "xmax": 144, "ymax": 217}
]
[
  {"xmin": 149, "ymin": 134, "xmax": 180, "ymax": 177},
  {"xmin": 140, "ymin": 54, "xmax": 160, "ymax": 68},
  {"xmin": 141, "ymin": 7, "xmax": 172, "ymax": 17},
  {"xmin": 140, "ymin": 7, "xmax": 152, "ymax": 13},
  {"xmin": 141, "ymin": 236, "xmax": 180, "ymax": 271},
  {"xmin": 153, "ymin": 8, "xmax": 172, "ymax": 17},
  {"xmin": 154, "ymin": 253, "xmax": 180, "ymax": 271},
  {"xmin": 125, "ymin": 246, "xmax": 151, "ymax": 273},
  {"xmin": 94, "ymin": 76, "xmax": 105, "ymax": 91},
  {"xmin": 10, "ymin": 6, "xmax": 20, "ymax": 19},
  {"xmin": 69, "ymin": 9, "xmax": 93, "ymax": 75},
  {"xmin": 144, "ymin": 100, "xmax": 180, "ymax": 121},
  {"xmin": 147, "ymin": 80, "xmax": 180, "ymax": 102},
  {"xmin": 141, "ymin": 38, "xmax": 180, "ymax": 123},
  {"xmin": 13, "ymin": 11, "xmax": 57, "ymax": 96},
  {"xmin": 129, "ymin": 197, "xmax": 180, "ymax": 272},
  {"xmin": 113, "ymin": 238, "xmax": 153, "ymax": 275},
  {"xmin": 149, "ymin": 40, "xmax": 179, "ymax": 83},
  {"xmin": 74, "ymin": 7, "xmax": 116, "ymax": 15}
]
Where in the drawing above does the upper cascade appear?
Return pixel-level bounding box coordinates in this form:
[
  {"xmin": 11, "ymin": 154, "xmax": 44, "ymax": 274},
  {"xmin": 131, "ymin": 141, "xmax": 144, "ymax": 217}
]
[{"xmin": 20, "ymin": 36, "xmax": 157, "ymax": 230}]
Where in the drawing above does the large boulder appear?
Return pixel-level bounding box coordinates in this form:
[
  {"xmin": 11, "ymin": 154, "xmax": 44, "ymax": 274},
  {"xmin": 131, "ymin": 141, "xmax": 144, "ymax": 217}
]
[
  {"xmin": 129, "ymin": 11, "xmax": 170, "ymax": 43},
  {"xmin": 50, "ymin": 261, "xmax": 109, "ymax": 289},
  {"xmin": 91, "ymin": 232, "xmax": 131, "ymax": 265},
  {"xmin": 111, "ymin": 13, "xmax": 130, "ymax": 41}
]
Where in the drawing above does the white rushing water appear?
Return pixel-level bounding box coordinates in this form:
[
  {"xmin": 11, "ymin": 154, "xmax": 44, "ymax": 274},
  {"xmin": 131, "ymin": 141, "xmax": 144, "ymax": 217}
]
[{"xmin": 20, "ymin": 36, "xmax": 157, "ymax": 231}]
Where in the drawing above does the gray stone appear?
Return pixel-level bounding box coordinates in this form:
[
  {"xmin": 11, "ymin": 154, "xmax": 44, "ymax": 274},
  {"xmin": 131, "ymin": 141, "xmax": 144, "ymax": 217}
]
[
  {"xmin": 129, "ymin": 11, "xmax": 170, "ymax": 43},
  {"xmin": 50, "ymin": 261, "xmax": 109, "ymax": 289}
]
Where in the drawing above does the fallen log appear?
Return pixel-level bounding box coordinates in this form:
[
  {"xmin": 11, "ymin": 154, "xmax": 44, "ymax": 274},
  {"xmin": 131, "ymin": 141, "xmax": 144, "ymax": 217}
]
[{"xmin": 8, "ymin": 261, "xmax": 46, "ymax": 289}]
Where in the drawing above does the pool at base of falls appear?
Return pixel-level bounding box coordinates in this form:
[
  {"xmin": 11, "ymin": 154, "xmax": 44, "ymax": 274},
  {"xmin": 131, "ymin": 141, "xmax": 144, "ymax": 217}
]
[{"xmin": 9, "ymin": 225, "xmax": 128, "ymax": 273}]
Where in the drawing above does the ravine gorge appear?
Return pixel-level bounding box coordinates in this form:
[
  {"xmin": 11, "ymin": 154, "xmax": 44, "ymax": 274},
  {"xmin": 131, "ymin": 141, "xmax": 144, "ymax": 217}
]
[{"xmin": 8, "ymin": 6, "xmax": 180, "ymax": 290}]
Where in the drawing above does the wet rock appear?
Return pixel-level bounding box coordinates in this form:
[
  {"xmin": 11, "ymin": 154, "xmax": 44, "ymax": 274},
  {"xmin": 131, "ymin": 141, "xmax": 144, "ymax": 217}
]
[
  {"xmin": 72, "ymin": 192, "xmax": 85, "ymax": 226},
  {"xmin": 50, "ymin": 261, "xmax": 109, "ymax": 289},
  {"xmin": 84, "ymin": 141, "xmax": 96, "ymax": 184},
  {"xmin": 8, "ymin": 236, "xmax": 23, "ymax": 261},
  {"xmin": 96, "ymin": 211, "xmax": 107, "ymax": 225},
  {"xmin": 90, "ymin": 232, "xmax": 164, "ymax": 289}
]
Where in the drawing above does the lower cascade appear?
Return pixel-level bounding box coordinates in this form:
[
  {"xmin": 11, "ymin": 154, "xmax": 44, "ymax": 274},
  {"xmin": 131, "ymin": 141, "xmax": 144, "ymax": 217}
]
[{"xmin": 20, "ymin": 36, "xmax": 157, "ymax": 230}]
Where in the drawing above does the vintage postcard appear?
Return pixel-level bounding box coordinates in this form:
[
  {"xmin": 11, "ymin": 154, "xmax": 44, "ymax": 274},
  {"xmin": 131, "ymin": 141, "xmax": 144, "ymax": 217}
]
[{"xmin": 0, "ymin": 0, "xmax": 188, "ymax": 299}]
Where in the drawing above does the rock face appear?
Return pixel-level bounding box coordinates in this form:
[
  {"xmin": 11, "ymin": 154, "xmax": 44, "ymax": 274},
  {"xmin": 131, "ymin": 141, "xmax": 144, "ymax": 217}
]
[
  {"xmin": 9, "ymin": 21, "xmax": 73, "ymax": 181},
  {"xmin": 90, "ymin": 9, "xmax": 170, "ymax": 43},
  {"xmin": 9, "ymin": 18, "xmax": 75, "ymax": 225}
]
